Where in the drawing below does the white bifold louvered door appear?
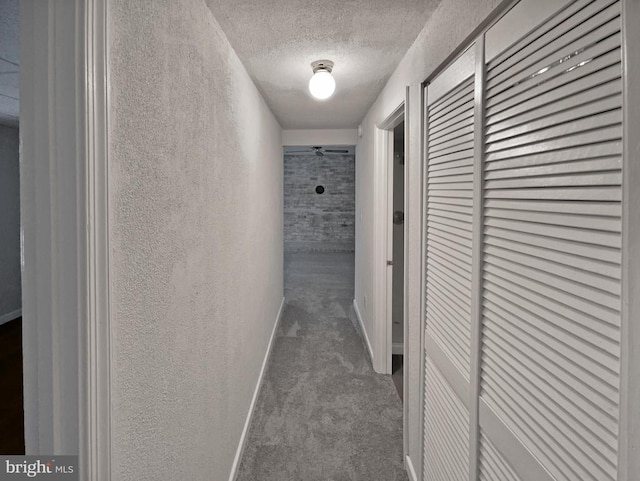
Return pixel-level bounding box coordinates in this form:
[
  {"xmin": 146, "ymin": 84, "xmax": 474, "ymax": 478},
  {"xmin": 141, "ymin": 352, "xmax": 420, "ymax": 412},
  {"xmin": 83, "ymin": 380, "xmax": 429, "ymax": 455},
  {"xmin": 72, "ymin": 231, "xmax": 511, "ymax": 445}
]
[{"xmin": 422, "ymin": 0, "xmax": 625, "ymax": 480}]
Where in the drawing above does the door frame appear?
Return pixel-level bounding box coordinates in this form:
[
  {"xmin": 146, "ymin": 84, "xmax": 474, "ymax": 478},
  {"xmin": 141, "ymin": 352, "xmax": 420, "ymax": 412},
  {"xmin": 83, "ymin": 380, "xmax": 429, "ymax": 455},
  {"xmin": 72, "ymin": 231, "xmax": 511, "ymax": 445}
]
[
  {"xmin": 20, "ymin": 0, "xmax": 111, "ymax": 478},
  {"xmin": 620, "ymin": 0, "xmax": 640, "ymax": 478},
  {"xmin": 374, "ymin": 96, "xmax": 407, "ymax": 376}
]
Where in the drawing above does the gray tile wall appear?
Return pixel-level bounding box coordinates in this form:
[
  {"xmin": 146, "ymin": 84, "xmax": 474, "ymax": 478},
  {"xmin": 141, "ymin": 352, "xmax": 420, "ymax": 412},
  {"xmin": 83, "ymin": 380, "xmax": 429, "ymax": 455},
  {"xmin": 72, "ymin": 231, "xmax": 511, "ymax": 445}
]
[{"xmin": 284, "ymin": 152, "xmax": 355, "ymax": 252}]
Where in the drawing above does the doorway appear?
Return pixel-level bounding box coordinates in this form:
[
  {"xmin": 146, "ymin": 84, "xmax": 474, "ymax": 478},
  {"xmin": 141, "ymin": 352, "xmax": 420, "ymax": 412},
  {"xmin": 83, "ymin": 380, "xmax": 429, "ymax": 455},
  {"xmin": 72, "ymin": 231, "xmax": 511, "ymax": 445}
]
[
  {"xmin": 282, "ymin": 144, "xmax": 356, "ymax": 299},
  {"xmin": 373, "ymin": 99, "xmax": 406, "ymax": 377},
  {"xmin": 374, "ymin": 98, "xmax": 408, "ymax": 464},
  {"xmin": 391, "ymin": 122, "xmax": 405, "ymax": 400},
  {"xmin": 0, "ymin": 0, "xmax": 24, "ymax": 455}
]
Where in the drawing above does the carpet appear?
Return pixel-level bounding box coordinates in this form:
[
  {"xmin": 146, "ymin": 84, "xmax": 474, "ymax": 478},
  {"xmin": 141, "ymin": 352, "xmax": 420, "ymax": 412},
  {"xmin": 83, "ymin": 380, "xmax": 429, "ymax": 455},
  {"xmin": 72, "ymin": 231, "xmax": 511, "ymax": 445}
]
[{"xmin": 235, "ymin": 252, "xmax": 407, "ymax": 481}]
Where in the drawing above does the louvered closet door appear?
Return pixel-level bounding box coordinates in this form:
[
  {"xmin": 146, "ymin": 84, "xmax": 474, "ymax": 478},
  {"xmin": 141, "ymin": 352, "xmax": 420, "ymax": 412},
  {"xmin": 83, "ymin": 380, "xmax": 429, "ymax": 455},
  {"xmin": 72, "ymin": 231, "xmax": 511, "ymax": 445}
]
[
  {"xmin": 479, "ymin": 0, "xmax": 623, "ymax": 480},
  {"xmin": 423, "ymin": 46, "xmax": 475, "ymax": 481}
]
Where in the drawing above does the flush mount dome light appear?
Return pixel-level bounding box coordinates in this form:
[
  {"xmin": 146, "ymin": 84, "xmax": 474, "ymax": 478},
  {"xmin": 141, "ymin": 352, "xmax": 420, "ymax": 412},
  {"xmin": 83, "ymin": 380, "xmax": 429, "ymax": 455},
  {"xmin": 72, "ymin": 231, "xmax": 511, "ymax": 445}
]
[{"xmin": 309, "ymin": 60, "xmax": 336, "ymax": 100}]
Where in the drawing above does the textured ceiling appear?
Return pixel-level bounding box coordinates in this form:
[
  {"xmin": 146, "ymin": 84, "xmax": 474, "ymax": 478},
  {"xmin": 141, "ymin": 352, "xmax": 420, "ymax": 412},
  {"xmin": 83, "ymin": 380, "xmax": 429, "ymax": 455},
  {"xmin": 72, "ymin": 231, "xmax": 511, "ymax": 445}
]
[
  {"xmin": 0, "ymin": 1, "xmax": 442, "ymax": 129},
  {"xmin": 0, "ymin": 0, "xmax": 19, "ymax": 126},
  {"xmin": 205, "ymin": 0, "xmax": 442, "ymax": 129}
]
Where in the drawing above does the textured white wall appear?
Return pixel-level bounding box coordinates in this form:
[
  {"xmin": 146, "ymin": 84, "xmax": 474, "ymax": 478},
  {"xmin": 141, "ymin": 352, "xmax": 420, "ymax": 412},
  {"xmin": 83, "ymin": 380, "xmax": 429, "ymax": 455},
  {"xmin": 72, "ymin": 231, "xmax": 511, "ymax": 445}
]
[
  {"xmin": 108, "ymin": 1, "xmax": 283, "ymax": 479},
  {"xmin": 282, "ymin": 129, "xmax": 358, "ymax": 146},
  {"xmin": 355, "ymin": 0, "xmax": 505, "ymax": 475},
  {"xmin": 0, "ymin": 124, "xmax": 20, "ymax": 322}
]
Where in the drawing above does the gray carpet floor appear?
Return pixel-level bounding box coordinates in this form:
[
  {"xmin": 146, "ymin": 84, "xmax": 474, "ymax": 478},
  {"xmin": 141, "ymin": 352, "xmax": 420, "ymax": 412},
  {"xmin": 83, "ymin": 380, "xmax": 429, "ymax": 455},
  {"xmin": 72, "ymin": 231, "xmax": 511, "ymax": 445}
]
[{"xmin": 236, "ymin": 252, "xmax": 407, "ymax": 481}]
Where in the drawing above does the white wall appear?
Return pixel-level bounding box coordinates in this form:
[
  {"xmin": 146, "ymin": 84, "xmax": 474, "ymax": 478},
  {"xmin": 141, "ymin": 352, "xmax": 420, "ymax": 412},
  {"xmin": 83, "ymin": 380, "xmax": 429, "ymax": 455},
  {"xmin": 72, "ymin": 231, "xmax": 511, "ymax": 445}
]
[
  {"xmin": 354, "ymin": 0, "xmax": 506, "ymax": 475},
  {"xmin": 108, "ymin": 1, "xmax": 283, "ymax": 479},
  {"xmin": 283, "ymin": 129, "xmax": 358, "ymax": 146},
  {"xmin": 0, "ymin": 124, "xmax": 21, "ymax": 324}
]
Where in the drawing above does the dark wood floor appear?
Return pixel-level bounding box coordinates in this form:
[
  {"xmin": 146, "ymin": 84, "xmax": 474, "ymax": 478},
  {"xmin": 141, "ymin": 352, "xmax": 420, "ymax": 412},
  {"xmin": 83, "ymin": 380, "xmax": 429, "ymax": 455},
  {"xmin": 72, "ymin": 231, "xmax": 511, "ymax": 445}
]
[{"xmin": 0, "ymin": 317, "xmax": 25, "ymax": 454}]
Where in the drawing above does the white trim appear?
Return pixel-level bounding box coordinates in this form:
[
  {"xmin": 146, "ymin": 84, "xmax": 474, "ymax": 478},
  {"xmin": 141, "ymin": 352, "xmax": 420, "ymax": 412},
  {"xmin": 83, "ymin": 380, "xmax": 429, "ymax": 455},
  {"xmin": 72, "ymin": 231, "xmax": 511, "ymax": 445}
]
[
  {"xmin": 418, "ymin": 81, "xmax": 429, "ymax": 481},
  {"xmin": 228, "ymin": 297, "xmax": 286, "ymax": 481},
  {"xmin": 468, "ymin": 36, "xmax": 485, "ymax": 481},
  {"xmin": 385, "ymin": 129, "xmax": 394, "ymax": 375},
  {"xmin": 84, "ymin": 0, "xmax": 111, "ymax": 479},
  {"xmin": 392, "ymin": 342, "xmax": 404, "ymax": 355},
  {"xmin": 406, "ymin": 454, "xmax": 419, "ymax": 481},
  {"xmin": 353, "ymin": 299, "xmax": 375, "ymax": 364},
  {"xmin": 401, "ymin": 85, "xmax": 411, "ymax": 467},
  {"xmin": 619, "ymin": 1, "xmax": 639, "ymax": 479},
  {"xmin": 479, "ymin": 400, "xmax": 554, "ymax": 481},
  {"xmin": 373, "ymin": 126, "xmax": 390, "ymax": 374},
  {"xmin": 425, "ymin": 332, "xmax": 470, "ymax": 411},
  {"xmin": 0, "ymin": 308, "xmax": 22, "ymax": 326},
  {"xmin": 377, "ymin": 104, "xmax": 406, "ymax": 131}
]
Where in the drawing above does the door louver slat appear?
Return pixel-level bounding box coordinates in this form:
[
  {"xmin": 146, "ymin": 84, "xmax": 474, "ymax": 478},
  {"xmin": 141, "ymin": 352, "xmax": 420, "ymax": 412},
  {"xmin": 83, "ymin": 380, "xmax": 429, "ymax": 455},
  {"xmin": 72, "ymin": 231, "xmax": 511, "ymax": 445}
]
[
  {"xmin": 488, "ymin": 0, "xmax": 605, "ymax": 73},
  {"xmin": 486, "ymin": 51, "xmax": 621, "ymax": 115},
  {"xmin": 487, "ymin": 3, "xmax": 620, "ymax": 94},
  {"xmin": 486, "ymin": 76, "xmax": 621, "ymax": 127}
]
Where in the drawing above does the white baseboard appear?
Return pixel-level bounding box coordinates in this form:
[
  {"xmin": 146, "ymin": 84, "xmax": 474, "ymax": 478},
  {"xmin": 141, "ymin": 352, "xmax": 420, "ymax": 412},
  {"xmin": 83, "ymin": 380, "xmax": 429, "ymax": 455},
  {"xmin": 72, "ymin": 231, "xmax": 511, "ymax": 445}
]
[
  {"xmin": 353, "ymin": 299, "xmax": 375, "ymax": 366},
  {"xmin": 392, "ymin": 341, "xmax": 404, "ymax": 355},
  {"xmin": 0, "ymin": 308, "xmax": 22, "ymax": 326},
  {"xmin": 406, "ymin": 454, "xmax": 418, "ymax": 481},
  {"xmin": 228, "ymin": 296, "xmax": 285, "ymax": 481}
]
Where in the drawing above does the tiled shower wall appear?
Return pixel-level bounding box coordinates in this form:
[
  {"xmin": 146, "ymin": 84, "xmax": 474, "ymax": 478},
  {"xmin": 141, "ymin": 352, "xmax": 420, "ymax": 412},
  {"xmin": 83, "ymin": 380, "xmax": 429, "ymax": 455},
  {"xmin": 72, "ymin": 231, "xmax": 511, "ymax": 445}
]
[{"xmin": 284, "ymin": 152, "xmax": 355, "ymax": 252}]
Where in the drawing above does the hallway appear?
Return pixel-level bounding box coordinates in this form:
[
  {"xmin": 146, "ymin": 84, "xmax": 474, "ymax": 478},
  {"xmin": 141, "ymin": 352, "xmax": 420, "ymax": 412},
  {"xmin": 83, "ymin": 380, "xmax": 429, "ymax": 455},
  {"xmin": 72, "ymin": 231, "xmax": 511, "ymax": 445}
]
[
  {"xmin": 236, "ymin": 252, "xmax": 406, "ymax": 481},
  {"xmin": 11, "ymin": 1, "xmax": 640, "ymax": 480}
]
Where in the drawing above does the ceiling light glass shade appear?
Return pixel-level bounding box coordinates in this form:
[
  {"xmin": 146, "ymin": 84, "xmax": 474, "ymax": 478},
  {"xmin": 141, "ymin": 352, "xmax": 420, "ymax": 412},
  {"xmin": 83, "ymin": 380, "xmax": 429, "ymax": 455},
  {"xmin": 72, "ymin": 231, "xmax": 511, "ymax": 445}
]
[{"xmin": 309, "ymin": 69, "xmax": 336, "ymax": 100}]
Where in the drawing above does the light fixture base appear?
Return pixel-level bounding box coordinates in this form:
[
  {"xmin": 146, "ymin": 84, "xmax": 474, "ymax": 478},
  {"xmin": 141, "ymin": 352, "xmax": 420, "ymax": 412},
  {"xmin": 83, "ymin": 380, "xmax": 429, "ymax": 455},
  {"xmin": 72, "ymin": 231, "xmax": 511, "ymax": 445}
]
[{"xmin": 311, "ymin": 59, "xmax": 334, "ymax": 74}]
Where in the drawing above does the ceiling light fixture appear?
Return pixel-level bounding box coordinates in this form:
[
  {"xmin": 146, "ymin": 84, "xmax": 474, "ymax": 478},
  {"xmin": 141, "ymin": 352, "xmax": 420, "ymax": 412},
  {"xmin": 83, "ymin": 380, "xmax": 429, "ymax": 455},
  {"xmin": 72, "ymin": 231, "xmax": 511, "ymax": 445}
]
[{"xmin": 309, "ymin": 60, "xmax": 336, "ymax": 100}]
